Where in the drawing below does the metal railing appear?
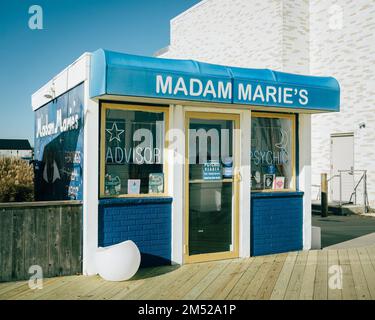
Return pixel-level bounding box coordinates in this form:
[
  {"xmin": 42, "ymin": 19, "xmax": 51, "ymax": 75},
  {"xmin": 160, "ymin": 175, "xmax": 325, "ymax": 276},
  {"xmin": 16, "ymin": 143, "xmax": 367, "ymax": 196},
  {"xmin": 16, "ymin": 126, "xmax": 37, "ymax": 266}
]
[
  {"xmin": 312, "ymin": 170, "xmax": 369, "ymax": 213},
  {"xmin": 343, "ymin": 169, "xmax": 369, "ymax": 213}
]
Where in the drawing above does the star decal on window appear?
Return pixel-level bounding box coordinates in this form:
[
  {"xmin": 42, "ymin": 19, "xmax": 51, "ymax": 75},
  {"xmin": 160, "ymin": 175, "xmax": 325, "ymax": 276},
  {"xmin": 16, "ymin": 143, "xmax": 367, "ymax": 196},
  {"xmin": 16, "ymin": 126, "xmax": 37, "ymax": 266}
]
[{"xmin": 106, "ymin": 122, "xmax": 124, "ymax": 142}]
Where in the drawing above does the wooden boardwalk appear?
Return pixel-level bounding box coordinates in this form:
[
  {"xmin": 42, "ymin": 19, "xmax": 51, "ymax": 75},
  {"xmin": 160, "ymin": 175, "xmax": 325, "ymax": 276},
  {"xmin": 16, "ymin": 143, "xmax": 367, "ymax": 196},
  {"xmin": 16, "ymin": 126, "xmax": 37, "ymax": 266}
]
[{"xmin": 1, "ymin": 247, "xmax": 375, "ymax": 300}]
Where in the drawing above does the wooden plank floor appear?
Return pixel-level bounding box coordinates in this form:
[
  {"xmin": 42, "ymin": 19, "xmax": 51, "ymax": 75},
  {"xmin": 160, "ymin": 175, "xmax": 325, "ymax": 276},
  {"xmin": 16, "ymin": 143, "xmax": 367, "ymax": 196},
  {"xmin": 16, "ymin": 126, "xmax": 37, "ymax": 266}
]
[{"xmin": 1, "ymin": 247, "xmax": 375, "ymax": 300}]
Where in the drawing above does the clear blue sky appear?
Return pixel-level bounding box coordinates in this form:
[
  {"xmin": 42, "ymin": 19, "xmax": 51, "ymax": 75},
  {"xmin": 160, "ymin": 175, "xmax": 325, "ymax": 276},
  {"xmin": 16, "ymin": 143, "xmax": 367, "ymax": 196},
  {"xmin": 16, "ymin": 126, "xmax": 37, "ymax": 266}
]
[{"xmin": 0, "ymin": 0, "xmax": 200, "ymax": 145}]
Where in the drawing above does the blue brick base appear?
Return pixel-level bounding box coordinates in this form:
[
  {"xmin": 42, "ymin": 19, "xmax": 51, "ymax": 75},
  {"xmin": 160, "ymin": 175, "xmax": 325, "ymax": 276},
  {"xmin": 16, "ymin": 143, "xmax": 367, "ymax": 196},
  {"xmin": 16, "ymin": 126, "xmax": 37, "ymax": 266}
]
[
  {"xmin": 251, "ymin": 192, "xmax": 303, "ymax": 256},
  {"xmin": 98, "ymin": 197, "xmax": 172, "ymax": 267}
]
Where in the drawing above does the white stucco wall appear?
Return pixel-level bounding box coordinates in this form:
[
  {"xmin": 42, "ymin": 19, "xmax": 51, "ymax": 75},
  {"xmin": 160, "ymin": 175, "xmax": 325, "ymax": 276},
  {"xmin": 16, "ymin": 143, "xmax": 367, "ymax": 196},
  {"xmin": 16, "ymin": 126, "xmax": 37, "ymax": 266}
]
[
  {"xmin": 160, "ymin": 0, "xmax": 283, "ymax": 70},
  {"xmin": 160, "ymin": 0, "xmax": 310, "ymax": 73},
  {"xmin": 282, "ymin": 0, "xmax": 310, "ymax": 74},
  {"xmin": 310, "ymin": 0, "xmax": 375, "ymax": 206}
]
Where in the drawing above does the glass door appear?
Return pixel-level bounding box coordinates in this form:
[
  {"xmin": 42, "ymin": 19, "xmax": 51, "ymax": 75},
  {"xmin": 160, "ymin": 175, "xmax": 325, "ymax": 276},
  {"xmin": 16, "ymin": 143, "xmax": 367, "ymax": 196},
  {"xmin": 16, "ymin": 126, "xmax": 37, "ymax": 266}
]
[{"xmin": 185, "ymin": 112, "xmax": 240, "ymax": 263}]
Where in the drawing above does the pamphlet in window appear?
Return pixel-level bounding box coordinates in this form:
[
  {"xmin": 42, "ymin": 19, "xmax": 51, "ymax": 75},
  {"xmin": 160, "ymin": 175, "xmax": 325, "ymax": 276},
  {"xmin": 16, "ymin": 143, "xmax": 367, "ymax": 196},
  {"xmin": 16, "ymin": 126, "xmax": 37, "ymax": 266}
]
[
  {"xmin": 202, "ymin": 160, "xmax": 222, "ymax": 180},
  {"xmin": 128, "ymin": 179, "xmax": 141, "ymax": 194},
  {"xmin": 149, "ymin": 173, "xmax": 164, "ymax": 193},
  {"xmin": 273, "ymin": 176, "xmax": 285, "ymax": 190}
]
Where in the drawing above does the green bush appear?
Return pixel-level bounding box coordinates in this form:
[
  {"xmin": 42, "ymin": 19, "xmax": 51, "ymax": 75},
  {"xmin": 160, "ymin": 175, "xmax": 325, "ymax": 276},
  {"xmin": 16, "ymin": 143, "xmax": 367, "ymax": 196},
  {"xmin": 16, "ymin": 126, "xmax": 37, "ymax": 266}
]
[{"xmin": 0, "ymin": 157, "xmax": 34, "ymax": 202}]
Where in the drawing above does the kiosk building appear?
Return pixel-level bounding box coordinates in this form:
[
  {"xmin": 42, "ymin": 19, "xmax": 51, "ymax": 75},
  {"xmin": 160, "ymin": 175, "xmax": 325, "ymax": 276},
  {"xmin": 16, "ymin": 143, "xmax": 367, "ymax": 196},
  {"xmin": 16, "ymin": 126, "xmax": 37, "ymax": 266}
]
[{"xmin": 32, "ymin": 49, "xmax": 340, "ymax": 275}]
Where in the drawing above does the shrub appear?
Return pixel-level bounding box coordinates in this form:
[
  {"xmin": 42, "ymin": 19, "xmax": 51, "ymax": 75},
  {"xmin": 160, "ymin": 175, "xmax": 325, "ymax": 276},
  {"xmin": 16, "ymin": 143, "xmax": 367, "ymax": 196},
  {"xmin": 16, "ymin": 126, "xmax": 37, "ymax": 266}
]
[{"xmin": 0, "ymin": 157, "xmax": 34, "ymax": 202}]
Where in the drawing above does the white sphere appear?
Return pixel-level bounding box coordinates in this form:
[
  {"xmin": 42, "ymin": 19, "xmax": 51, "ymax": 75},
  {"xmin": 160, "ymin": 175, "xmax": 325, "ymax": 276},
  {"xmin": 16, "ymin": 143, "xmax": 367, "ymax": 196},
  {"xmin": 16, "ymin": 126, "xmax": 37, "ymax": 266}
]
[{"xmin": 96, "ymin": 240, "xmax": 141, "ymax": 281}]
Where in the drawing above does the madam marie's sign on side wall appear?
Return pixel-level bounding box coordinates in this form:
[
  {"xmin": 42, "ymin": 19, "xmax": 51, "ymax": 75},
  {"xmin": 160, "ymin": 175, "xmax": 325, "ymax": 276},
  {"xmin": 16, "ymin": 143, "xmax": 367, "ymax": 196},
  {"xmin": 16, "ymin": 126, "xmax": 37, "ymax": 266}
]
[
  {"xmin": 36, "ymin": 109, "xmax": 80, "ymax": 138},
  {"xmin": 34, "ymin": 83, "xmax": 84, "ymax": 201}
]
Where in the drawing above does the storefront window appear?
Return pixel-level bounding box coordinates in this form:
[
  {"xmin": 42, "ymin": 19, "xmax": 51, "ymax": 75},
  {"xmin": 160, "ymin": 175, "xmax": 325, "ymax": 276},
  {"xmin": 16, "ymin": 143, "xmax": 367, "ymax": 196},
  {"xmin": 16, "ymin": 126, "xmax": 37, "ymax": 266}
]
[
  {"xmin": 100, "ymin": 104, "xmax": 168, "ymax": 197},
  {"xmin": 251, "ymin": 113, "xmax": 295, "ymax": 191}
]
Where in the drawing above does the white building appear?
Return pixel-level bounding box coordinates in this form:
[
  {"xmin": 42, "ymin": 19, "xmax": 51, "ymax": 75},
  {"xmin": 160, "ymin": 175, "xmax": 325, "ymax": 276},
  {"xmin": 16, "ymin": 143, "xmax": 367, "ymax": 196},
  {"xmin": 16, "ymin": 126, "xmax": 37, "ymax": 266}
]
[
  {"xmin": 0, "ymin": 139, "xmax": 32, "ymax": 159},
  {"xmin": 158, "ymin": 0, "xmax": 375, "ymax": 208}
]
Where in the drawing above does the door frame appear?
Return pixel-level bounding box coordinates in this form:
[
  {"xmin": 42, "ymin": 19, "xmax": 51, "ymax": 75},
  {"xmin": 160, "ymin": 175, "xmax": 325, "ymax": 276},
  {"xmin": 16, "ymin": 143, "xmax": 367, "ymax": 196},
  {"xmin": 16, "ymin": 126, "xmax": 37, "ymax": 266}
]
[{"xmin": 184, "ymin": 111, "xmax": 240, "ymax": 264}]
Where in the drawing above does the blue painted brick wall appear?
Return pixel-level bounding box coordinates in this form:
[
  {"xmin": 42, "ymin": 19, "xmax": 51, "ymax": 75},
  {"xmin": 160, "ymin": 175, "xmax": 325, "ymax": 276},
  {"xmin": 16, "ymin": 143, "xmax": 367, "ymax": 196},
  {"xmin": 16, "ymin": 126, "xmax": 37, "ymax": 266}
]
[
  {"xmin": 251, "ymin": 192, "xmax": 303, "ymax": 256},
  {"xmin": 98, "ymin": 197, "xmax": 172, "ymax": 267}
]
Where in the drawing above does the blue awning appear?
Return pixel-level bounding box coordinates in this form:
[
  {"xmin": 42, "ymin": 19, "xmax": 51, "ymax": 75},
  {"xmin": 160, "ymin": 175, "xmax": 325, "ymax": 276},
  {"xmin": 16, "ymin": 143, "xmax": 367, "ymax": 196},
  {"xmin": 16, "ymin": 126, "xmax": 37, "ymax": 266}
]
[{"xmin": 90, "ymin": 49, "xmax": 340, "ymax": 112}]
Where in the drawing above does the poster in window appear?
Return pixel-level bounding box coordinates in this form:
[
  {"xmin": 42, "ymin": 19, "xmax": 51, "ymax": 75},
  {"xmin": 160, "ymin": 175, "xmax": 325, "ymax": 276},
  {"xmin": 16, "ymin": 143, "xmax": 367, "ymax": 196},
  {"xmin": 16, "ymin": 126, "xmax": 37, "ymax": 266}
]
[
  {"xmin": 264, "ymin": 174, "xmax": 275, "ymax": 190},
  {"xmin": 105, "ymin": 174, "xmax": 121, "ymax": 195},
  {"xmin": 273, "ymin": 176, "xmax": 285, "ymax": 190},
  {"xmin": 128, "ymin": 179, "xmax": 141, "ymax": 194},
  {"xmin": 202, "ymin": 160, "xmax": 222, "ymax": 180},
  {"xmin": 148, "ymin": 173, "xmax": 164, "ymax": 194}
]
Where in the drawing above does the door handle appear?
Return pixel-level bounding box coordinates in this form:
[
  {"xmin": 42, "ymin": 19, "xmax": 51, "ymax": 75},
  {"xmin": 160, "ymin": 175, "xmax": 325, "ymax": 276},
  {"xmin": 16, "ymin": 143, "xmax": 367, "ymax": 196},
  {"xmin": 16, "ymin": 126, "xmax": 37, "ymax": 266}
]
[{"xmin": 234, "ymin": 172, "xmax": 242, "ymax": 182}]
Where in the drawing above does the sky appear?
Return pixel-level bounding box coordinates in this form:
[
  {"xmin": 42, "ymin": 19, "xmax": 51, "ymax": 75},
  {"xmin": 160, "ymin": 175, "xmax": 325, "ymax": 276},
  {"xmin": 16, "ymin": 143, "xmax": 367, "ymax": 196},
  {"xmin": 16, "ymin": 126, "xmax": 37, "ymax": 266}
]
[{"xmin": 0, "ymin": 0, "xmax": 201, "ymax": 145}]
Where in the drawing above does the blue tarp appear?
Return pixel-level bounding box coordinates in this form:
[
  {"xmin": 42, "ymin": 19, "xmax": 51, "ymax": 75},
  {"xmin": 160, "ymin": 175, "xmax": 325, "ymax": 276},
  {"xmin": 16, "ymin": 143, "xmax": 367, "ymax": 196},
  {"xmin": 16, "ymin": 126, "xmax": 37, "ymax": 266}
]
[{"xmin": 90, "ymin": 49, "xmax": 340, "ymax": 112}]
